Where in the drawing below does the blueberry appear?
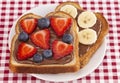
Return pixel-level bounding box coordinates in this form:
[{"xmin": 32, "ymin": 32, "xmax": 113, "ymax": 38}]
[
  {"xmin": 18, "ymin": 32, "xmax": 29, "ymax": 42},
  {"xmin": 43, "ymin": 50, "xmax": 52, "ymax": 58},
  {"xmin": 62, "ymin": 34, "xmax": 73, "ymax": 44},
  {"xmin": 38, "ymin": 18, "xmax": 50, "ymax": 29},
  {"xmin": 33, "ymin": 53, "xmax": 43, "ymax": 63}
]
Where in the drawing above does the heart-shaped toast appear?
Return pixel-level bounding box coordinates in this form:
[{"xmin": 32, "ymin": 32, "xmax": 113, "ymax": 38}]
[{"xmin": 9, "ymin": 12, "xmax": 80, "ymax": 74}]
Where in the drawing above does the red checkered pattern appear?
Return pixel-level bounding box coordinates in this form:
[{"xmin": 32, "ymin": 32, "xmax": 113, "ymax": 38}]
[{"xmin": 0, "ymin": 0, "xmax": 120, "ymax": 83}]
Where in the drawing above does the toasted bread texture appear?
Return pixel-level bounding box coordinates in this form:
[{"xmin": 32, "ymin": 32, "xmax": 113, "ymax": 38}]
[
  {"xmin": 9, "ymin": 12, "xmax": 80, "ymax": 74},
  {"xmin": 55, "ymin": 1, "xmax": 109, "ymax": 68}
]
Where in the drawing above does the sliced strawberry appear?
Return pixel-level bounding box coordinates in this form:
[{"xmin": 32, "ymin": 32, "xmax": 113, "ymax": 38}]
[
  {"xmin": 20, "ymin": 18, "xmax": 38, "ymax": 34},
  {"xmin": 17, "ymin": 42, "xmax": 37, "ymax": 60},
  {"xmin": 30, "ymin": 29, "xmax": 50, "ymax": 49},
  {"xmin": 52, "ymin": 40, "xmax": 73, "ymax": 59},
  {"xmin": 50, "ymin": 17, "xmax": 72, "ymax": 36}
]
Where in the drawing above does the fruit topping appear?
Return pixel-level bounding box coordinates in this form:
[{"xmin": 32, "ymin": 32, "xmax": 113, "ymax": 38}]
[
  {"xmin": 50, "ymin": 17, "xmax": 72, "ymax": 36},
  {"xmin": 17, "ymin": 42, "xmax": 37, "ymax": 60},
  {"xmin": 43, "ymin": 50, "xmax": 52, "ymax": 59},
  {"xmin": 77, "ymin": 11, "xmax": 97, "ymax": 28},
  {"xmin": 60, "ymin": 5, "xmax": 78, "ymax": 18},
  {"xmin": 78, "ymin": 29, "xmax": 97, "ymax": 45},
  {"xmin": 62, "ymin": 34, "xmax": 73, "ymax": 44},
  {"xmin": 18, "ymin": 31, "xmax": 29, "ymax": 42},
  {"xmin": 30, "ymin": 29, "xmax": 50, "ymax": 49},
  {"xmin": 20, "ymin": 18, "xmax": 38, "ymax": 34},
  {"xmin": 33, "ymin": 53, "xmax": 43, "ymax": 63},
  {"xmin": 52, "ymin": 40, "xmax": 73, "ymax": 59},
  {"xmin": 38, "ymin": 18, "xmax": 50, "ymax": 29}
]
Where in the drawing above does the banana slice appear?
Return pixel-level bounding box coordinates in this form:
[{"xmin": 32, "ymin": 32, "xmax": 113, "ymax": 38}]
[
  {"xmin": 78, "ymin": 29, "xmax": 97, "ymax": 45},
  {"xmin": 60, "ymin": 5, "xmax": 78, "ymax": 18},
  {"xmin": 77, "ymin": 11, "xmax": 97, "ymax": 28}
]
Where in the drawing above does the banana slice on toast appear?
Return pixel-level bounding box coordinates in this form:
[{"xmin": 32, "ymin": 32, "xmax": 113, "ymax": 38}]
[
  {"xmin": 60, "ymin": 5, "xmax": 78, "ymax": 18},
  {"xmin": 77, "ymin": 11, "xmax": 97, "ymax": 28},
  {"xmin": 78, "ymin": 29, "xmax": 97, "ymax": 45}
]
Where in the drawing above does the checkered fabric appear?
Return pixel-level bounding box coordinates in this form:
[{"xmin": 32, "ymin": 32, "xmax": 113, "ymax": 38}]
[{"xmin": 0, "ymin": 0, "xmax": 120, "ymax": 83}]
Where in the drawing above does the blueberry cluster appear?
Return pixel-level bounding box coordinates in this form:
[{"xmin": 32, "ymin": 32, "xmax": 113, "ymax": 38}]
[{"xmin": 33, "ymin": 50, "xmax": 52, "ymax": 63}]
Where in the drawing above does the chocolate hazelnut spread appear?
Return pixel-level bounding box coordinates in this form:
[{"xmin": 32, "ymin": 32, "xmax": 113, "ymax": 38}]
[
  {"xmin": 76, "ymin": 10, "xmax": 102, "ymax": 55},
  {"xmin": 13, "ymin": 20, "xmax": 73, "ymax": 65}
]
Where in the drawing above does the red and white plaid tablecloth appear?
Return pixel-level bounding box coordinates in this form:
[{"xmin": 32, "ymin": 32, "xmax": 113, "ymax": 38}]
[{"xmin": 0, "ymin": 0, "xmax": 120, "ymax": 83}]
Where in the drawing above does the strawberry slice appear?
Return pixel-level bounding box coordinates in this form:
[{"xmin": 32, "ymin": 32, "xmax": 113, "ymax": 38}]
[
  {"xmin": 17, "ymin": 42, "xmax": 37, "ymax": 60},
  {"xmin": 52, "ymin": 40, "xmax": 73, "ymax": 59},
  {"xmin": 30, "ymin": 29, "xmax": 50, "ymax": 49},
  {"xmin": 20, "ymin": 18, "xmax": 38, "ymax": 34},
  {"xmin": 50, "ymin": 17, "xmax": 72, "ymax": 36}
]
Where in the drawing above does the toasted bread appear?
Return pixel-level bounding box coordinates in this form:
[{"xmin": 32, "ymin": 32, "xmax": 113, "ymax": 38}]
[
  {"xmin": 55, "ymin": 1, "xmax": 109, "ymax": 68},
  {"xmin": 9, "ymin": 12, "xmax": 80, "ymax": 74}
]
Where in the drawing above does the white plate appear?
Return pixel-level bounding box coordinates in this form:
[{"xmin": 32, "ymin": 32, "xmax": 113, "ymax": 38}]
[{"xmin": 8, "ymin": 4, "xmax": 107, "ymax": 82}]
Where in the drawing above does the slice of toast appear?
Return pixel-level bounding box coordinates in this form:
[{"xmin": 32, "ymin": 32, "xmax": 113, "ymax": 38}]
[
  {"xmin": 9, "ymin": 12, "xmax": 80, "ymax": 74},
  {"xmin": 55, "ymin": 1, "xmax": 109, "ymax": 68}
]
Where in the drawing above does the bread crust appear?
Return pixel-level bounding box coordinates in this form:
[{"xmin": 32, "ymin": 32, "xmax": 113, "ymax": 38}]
[
  {"xmin": 55, "ymin": 1, "xmax": 109, "ymax": 68},
  {"xmin": 9, "ymin": 12, "xmax": 80, "ymax": 74}
]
